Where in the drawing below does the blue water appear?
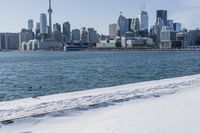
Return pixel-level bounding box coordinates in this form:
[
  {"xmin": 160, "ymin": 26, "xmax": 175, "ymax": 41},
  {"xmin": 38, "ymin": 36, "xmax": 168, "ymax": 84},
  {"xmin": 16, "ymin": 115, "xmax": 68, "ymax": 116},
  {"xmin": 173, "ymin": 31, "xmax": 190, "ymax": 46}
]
[{"xmin": 0, "ymin": 51, "xmax": 200, "ymax": 102}]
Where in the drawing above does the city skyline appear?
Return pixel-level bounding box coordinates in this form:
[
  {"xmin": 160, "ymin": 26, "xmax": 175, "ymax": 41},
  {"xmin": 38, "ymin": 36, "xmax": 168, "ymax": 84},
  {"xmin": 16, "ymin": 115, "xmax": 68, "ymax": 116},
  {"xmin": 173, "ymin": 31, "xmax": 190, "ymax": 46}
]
[{"xmin": 0, "ymin": 0, "xmax": 199, "ymax": 34}]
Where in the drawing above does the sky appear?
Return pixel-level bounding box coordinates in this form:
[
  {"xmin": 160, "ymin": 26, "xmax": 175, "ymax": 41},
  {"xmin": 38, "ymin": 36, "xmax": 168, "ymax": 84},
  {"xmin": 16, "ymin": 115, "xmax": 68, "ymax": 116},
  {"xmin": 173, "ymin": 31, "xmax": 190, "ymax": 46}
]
[{"xmin": 0, "ymin": 0, "xmax": 199, "ymax": 34}]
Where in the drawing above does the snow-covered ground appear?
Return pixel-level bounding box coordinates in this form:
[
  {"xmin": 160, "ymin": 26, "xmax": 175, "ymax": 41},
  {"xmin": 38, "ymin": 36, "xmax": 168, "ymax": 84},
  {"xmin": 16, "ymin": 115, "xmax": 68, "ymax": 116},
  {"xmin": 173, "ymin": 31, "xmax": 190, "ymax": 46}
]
[{"xmin": 1, "ymin": 74, "xmax": 200, "ymax": 133}]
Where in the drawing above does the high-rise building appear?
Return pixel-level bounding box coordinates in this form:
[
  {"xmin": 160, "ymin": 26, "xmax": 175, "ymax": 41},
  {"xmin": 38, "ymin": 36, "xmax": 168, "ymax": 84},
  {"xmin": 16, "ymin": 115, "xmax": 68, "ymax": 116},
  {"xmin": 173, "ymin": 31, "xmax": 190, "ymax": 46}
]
[
  {"xmin": 63, "ymin": 22, "xmax": 71, "ymax": 43},
  {"xmin": 53, "ymin": 23, "xmax": 62, "ymax": 42},
  {"xmin": 53, "ymin": 23, "xmax": 61, "ymax": 32},
  {"xmin": 131, "ymin": 18, "xmax": 140, "ymax": 33},
  {"xmin": 0, "ymin": 33, "xmax": 19, "ymax": 50},
  {"xmin": 127, "ymin": 18, "xmax": 132, "ymax": 32},
  {"xmin": 109, "ymin": 23, "xmax": 117, "ymax": 38},
  {"xmin": 139, "ymin": 11, "xmax": 148, "ymax": 31},
  {"xmin": 28, "ymin": 19, "xmax": 34, "ymax": 31},
  {"xmin": 87, "ymin": 28, "xmax": 97, "ymax": 44},
  {"xmin": 156, "ymin": 10, "xmax": 167, "ymax": 26},
  {"xmin": 155, "ymin": 17, "xmax": 164, "ymax": 44},
  {"xmin": 40, "ymin": 14, "xmax": 48, "ymax": 34},
  {"xmin": 48, "ymin": 0, "xmax": 53, "ymax": 38},
  {"xmin": 19, "ymin": 29, "xmax": 34, "ymax": 50},
  {"xmin": 167, "ymin": 20, "xmax": 173, "ymax": 27},
  {"xmin": 0, "ymin": 33, "xmax": 5, "ymax": 50},
  {"xmin": 173, "ymin": 23, "xmax": 182, "ymax": 32},
  {"xmin": 117, "ymin": 12, "xmax": 128, "ymax": 37},
  {"xmin": 71, "ymin": 29, "xmax": 80, "ymax": 43},
  {"xmin": 35, "ymin": 23, "xmax": 41, "ymax": 40},
  {"xmin": 160, "ymin": 30, "xmax": 177, "ymax": 49},
  {"xmin": 81, "ymin": 27, "xmax": 88, "ymax": 44}
]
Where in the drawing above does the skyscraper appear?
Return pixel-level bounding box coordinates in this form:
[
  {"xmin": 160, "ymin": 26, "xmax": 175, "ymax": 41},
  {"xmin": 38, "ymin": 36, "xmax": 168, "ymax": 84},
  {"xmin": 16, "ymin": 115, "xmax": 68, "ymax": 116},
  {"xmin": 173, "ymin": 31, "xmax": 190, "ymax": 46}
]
[
  {"xmin": 53, "ymin": 23, "xmax": 61, "ymax": 32},
  {"xmin": 117, "ymin": 12, "xmax": 128, "ymax": 37},
  {"xmin": 40, "ymin": 14, "xmax": 48, "ymax": 34},
  {"xmin": 53, "ymin": 23, "xmax": 62, "ymax": 42},
  {"xmin": 155, "ymin": 17, "xmax": 164, "ymax": 44},
  {"xmin": 48, "ymin": 0, "xmax": 53, "ymax": 38},
  {"xmin": 35, "ymin": 23, "xmax": 41, "ymax": 40},
  {"xmin": 63, "ymin": 22, "xmax": 71, "ymax": 43},
  {"xmin": 167, "ymin": 20, "xmax": 173, "ymax": 27},
  {"xmin": 173, "ymin": 23, "xmax": 182, "ymax": 32},
  {"xmin": 28, "ymin": 19, "xmax": 34, "ymax": 31},
  {"xmin": 109, "ymin": 23, "xmax": 117, "ymax": 38},
  {"xmin": 81, "ymin": 27, "xmax": 88, "ymax": 44},
  {"xmin": 156, "ymin": 10, "xmax": 167, "ymax": 26},
  {"xmin": 131, "ymin": 18, "xmax": 140, "ymax": 34},
  {"xmin": 139, "ymin": 11, "xmax": 148, "ymax": 31},
  {"xmin": 87, "ymin": 28, "xmax": 97, "ymax": 44},
  {"xmin": 71, "ymin": 29, "xmax": 80, "ymax": 43},
  {"xmin": 127, "ymin": 18, "xmax": 132, "ymax": 32}
]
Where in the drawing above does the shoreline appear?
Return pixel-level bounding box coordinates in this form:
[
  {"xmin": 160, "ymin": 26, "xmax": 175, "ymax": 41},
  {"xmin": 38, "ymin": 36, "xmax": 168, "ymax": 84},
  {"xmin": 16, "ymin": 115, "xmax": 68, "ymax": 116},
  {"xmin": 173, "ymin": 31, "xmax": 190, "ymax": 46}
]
[
  {"xmin": 1, "ymin": 48, "xmax": 200, "ymax": 52},
  {"xmin": 87, "ymin": 48, "xmax": 200, "ymax": 51},
  {"xmin": 1, "ymin": 74, "xmax": 200, "ymax": 122}
]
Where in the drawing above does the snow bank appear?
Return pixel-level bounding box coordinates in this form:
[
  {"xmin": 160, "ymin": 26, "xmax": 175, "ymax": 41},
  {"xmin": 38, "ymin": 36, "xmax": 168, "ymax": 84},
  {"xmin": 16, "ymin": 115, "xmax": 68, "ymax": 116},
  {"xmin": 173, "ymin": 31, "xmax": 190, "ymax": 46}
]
[
  {"xmin": 1, "ymin": 74, "xmax": 200, "ymax": 122},
  {"xmin": 1, "ymin": 74, "xmax": 200, "ymax": 133}
]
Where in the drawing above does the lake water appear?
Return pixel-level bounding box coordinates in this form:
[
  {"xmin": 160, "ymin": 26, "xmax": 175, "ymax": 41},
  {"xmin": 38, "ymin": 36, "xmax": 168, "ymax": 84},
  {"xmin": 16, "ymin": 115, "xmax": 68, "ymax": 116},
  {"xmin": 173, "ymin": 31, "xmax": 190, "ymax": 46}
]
[{"xmin": 1, "ymin": 51, "xmax": 200, "ymax": 102}]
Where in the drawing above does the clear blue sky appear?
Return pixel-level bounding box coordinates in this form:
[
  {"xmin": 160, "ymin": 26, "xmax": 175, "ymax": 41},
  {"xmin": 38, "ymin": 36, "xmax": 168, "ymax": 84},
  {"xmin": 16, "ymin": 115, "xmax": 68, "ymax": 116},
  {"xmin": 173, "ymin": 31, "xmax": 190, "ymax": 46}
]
[{"xmin": 0, "ymin": 0, "xmax": 199, "ymax": 34}]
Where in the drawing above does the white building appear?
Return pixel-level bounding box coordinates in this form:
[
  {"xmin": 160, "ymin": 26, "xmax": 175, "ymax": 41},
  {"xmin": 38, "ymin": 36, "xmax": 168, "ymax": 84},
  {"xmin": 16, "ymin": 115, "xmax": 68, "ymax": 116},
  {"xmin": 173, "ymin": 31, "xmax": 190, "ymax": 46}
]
[
  {"xmin": 96, "ymin": 40, "xmax": 116, "ymax": 48},
  {"xmin": 40, "ymin": 14, "xmax": 48, "ymax": 34}
]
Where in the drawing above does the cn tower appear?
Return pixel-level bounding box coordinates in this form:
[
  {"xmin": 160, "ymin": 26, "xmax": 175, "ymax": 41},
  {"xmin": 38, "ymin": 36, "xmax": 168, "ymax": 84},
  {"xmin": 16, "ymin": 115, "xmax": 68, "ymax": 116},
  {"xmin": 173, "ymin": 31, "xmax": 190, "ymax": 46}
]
[{"xmin": 48, "ymin": 0, "xmax": 53, "ymax": 38}]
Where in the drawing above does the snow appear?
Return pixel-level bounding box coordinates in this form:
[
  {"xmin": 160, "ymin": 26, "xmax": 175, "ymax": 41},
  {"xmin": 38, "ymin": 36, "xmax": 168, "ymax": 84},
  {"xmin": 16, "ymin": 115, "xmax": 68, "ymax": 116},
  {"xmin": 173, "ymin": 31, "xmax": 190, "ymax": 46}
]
[{"xmin": 1, "ymin": 74, "xmax": 200, "ymax": 133}]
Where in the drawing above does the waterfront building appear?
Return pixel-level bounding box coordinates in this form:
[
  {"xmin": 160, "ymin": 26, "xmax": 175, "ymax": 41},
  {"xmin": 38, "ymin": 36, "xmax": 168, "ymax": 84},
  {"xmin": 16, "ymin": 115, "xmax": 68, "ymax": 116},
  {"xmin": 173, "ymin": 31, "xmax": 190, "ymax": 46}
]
[
  {"xmin": 173, "ymin": 23, "xmax": 182, "ymax": 32},
  {"xmin": 19, "ymin": 29, "xmax": 34, "ymax": 50},
  {"xmin": 40, "ymin": 14, "xmax": 48, "ymax": 35},
  {"xmin": 87, "ymin": 28, "xmax": 97, "ymax": 44},
  {"xmin": 184, "ymin": 29, "xmax": 200, "ymax": 46},
  {"xmin": 81, "ymin": 27, "xmax": 88, "ymax": 44},
  {"xmin": 96, "ymin": 40, "xmax": 116, "ymax": 48},
  {"xmin": 28, "ymin": 19, "xmax": 34, "ymax": 31},
  {"xmin": 109, "ymin": 23, "xmax": 117, "ymax": 38},
  {"xmin": 0, "ymin": 33, "xmax": 19, "ymax": 50},
  {"xmin": 127, "ymin": 37, "xmax": 154, "ymax": 47},
  {"xmin": 160, "ymin": 30, "xmax": 177, "ymax": 49},
  {"xmin": 71, "ymin": 29, "xmax": 80, "ymax": 43},
  {"xmin": 63, "ymin": 22, "xmax": 71, "ymax": 43},
  {"xmin": 156, "ymin": 10, "xmax": 167, "ymax": 26},
  {"xmin": 116, "ymin": 12, "xmax": 128, "ymax": 37},
  {"xmin": 176, "ymin": 31, "xmax": 188, "ymax": 48}
]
